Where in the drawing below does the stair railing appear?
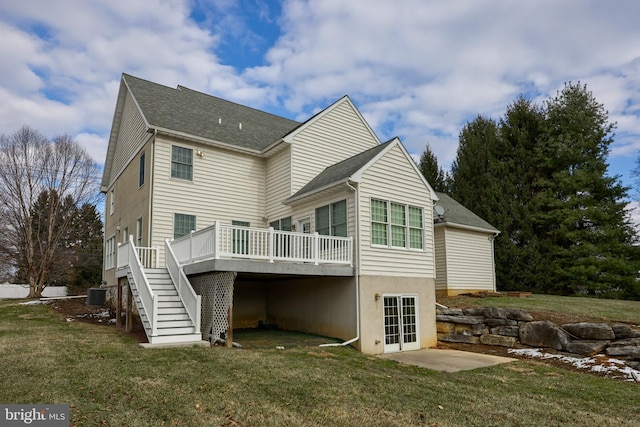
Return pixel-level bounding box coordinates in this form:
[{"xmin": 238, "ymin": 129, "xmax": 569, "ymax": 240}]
[
  {"xmin": 165, "ymin": 239, "xmax": 201, "ymax": 333},
  {"xmin": 123, "ymin": 235, "xmax": 158, "ymax": 337}
]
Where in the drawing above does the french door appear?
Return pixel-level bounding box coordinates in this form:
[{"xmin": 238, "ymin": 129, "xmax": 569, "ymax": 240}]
[{"xmin": 383, "ymin": 294, "xmax": 419, "ymax": 352}]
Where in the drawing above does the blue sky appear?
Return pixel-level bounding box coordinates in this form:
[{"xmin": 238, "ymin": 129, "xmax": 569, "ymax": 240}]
[{"xmin": 0, "ymin": 0, "xmax": 639, "ymax": 223}]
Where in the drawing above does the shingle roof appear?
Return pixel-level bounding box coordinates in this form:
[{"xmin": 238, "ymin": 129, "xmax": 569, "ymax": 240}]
[
  {"xmin": 288, "ymin": 140, "xmax": 393, "ymax": 201},
  {"xmin": 434, "ymin": 192, "xmax": 499, "ymax": 233},
  {"xmin": 123, "ymin": 74, "xmax": 300, "ymax": 151}
]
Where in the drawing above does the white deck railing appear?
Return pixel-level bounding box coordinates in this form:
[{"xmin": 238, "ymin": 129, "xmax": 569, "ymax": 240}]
[
  {"xmin": 165, "ymin": 239, "xmax": 201, "ymax": 333},
  {"xmin": 117, "ymin": 236, "xmax": 158, "ymax": 337},
  {"xmin": 171, "ymin": 222, "xmax": 353, "ymax": 266}
]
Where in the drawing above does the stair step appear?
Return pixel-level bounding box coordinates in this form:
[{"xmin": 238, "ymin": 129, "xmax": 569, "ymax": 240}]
[
  {"xmin": 148, "ymin": 333, "xmax": 203, "ymax": 345},
  {"xmin": 158, "ymin": 320, "xmax": 193, "ymax": 328},
  {"xmin": 158, "ymin": 307, "xmax": 188, "ymax": 315},
  {"xmin": 149, "ymin": 283, "xmax": 175, "ymax": 289},
  {"xmin": 153, "ymin": 289, "xmax": 178, "ymax": 296},
  {"xmin": 158, "ymin": 301, "xmax": 183, "ymax": 308},
  {"xmin": 158, "ymin": 295, "xmax": 181, "ymax": 302},
  {"xmin": 157, "ymin": 313, "xmax": 191, "ymax": 321},
  {"xmin": 156, "ymin": 326, "xmax": 197, "ymax": 336}
]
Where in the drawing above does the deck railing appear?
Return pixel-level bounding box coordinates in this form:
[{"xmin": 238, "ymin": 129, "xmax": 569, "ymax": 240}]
[
  {"xmin": 117, "ymin": 236, "xmax": 158, "ymax": 337},
  {"xmin": 171, "ymin": 222, "xmax": 353, "ymax": 266},
  {"xmin": 165, "ymin": 239, "xmax": 201, "ymax": 333}
]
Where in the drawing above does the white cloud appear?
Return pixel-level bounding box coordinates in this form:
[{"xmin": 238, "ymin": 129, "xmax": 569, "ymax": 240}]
[
  {"xmin": 245, "ymin": 0, "xmax": 640, "ymax": 172},
  {"xmin": 0, "ymin": 0, "xmax": 639, "ymax": 185}
]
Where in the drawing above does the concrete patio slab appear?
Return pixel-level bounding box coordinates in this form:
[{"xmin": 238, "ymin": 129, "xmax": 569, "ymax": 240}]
[{"xmin": 378, "ymin": 348, "xmax": 516, "ymax": 373}]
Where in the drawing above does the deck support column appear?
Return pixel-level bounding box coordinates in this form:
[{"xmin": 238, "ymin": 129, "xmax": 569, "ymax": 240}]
[
  {"xmin": 116, "ymin": 278, "xmax": 123, "ymax": 327},
  {"xmin": 126, "ymin": 282, "xmax": 133, "ymax": 333},
  {"xmin": 226, "ymin": 306, "xmax": 233, "ymax": 348}
]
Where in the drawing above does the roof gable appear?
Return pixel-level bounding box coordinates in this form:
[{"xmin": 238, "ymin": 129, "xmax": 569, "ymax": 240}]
[
  {"xmin": 434, "ymin": 192, "xmax": 499, "ymax": 233},
  {"xmin": 287, "ymin": 138, "xmax": 438, "ymax": 203},
  {"xmin": 283, "ymin": 95, "xmax": 380, "ymax": 145}
]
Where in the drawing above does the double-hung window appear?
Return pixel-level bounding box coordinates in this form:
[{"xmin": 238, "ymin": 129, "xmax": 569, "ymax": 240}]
[
  {"xmin": 105, "ymin": 236, "xmax": 116, "ymax": 270},
  {"xmin": 139, "ymin": 152, "xmax": 146, "ymax": 187},
  {"xmin": 315, "ymin": 200, "xmax": 347, "ymax": 237},
  {"xmin": 174, "ymin": 213, "xmax": 196, "ymax": 239},
  {"xmin": 171, "ymin": 146, "xmax": 193, "ymax": 180},
  {"xmin": 371, "ymin": 199, "xmax": 423, "ymax": 250}
]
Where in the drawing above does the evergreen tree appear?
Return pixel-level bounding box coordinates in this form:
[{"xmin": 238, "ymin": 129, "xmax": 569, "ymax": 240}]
[
  {"xmin": 533, "ymin": 82, "xmax": 639, "ymax": 297},
  {"xmin": 492, "ymin": 98, "xmax": 546, "ymax": 291},
  {"xmin": 417, "ymin": 144, "xmax": 450, "ymax": 193},
  {"xmin": 450, "ymin": 115, "xmax": 499, "ymax": 223},
  {"xmin": 450, "ymin": 84, "xmax": 640, "ymax": 298}
]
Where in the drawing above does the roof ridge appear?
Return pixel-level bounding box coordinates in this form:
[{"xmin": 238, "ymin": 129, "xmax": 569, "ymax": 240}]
[{"xmin": 176, "ymin": 85, "xmax": 299, "ymax": 124}]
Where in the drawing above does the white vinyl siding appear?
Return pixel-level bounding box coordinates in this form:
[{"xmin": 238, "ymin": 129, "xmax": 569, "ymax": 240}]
[
  {"xmin": 151, "ymin": 136, "xmax": 266, "ymax": 263},
  {"xmin": 359, "ymin": 144, "xmax": 434, "ymax": 278},
  {"xmin": 290, "ymin": 99, "xmax": 379, "ymax": 195},
  {"xmin": 265, "ymin": 146, "xmax": 292, "ymax": 220},
  {"xmin": 434, "ymin": 226, "xmax": 447, "ymax": 290},
  {"xmin": 436, "ymin": 226, "xmax": 496, "ymax": 292},
  {"xmin": 109, "ymin": 90, "xmax": 148, "ymax": 188}
]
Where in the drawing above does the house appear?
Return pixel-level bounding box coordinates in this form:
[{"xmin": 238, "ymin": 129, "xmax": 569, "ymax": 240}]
[
  {"xmin": 433, "ymin": 192, "xmax": 500, "ymax": 296},
  {"xmin": 101, "ymin": 73, "xmax": 438, "ymax": 354}
]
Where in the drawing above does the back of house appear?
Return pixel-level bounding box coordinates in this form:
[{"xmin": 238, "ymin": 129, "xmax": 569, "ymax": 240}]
[{"xmin": 101, "ymin": 73, "xmax": 438, "ymax": 354}]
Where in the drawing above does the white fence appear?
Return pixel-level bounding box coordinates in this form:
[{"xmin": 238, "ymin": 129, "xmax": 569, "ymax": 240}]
[
  {"xmin": 0, "ymin": 285, "xmax": 67, "ymax": 299},
  {"xmin": 171, "ymin": 222, "xmax": 353, "ymax": 266}
]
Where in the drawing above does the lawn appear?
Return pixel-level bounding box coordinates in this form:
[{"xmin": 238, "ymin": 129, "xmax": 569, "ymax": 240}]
[
  {"xmin": 1, "ymin": 299, "xmax": 639, "ymax": 426},
  {"xmin": 438, "ymin": 293, "xmax": 640, "ymax": 325}
]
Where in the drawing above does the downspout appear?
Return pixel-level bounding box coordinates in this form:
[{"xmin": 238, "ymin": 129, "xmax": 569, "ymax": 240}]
[
  {"xmin": 148, "ymin": 129, "xmax": 156, "ymax": 258},
  {"xmin": 320, "ymin": 180, "xmax": 360, "ymax": 347},
  {"xmin": 489, "ymin": 232, "xmax": 498, "ymax": 292}
]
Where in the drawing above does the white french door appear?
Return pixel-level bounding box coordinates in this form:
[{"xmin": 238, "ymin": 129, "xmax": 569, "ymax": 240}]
[{"xmin": 383, "ymin": 294, "xmax": 419, "ymax": 353}]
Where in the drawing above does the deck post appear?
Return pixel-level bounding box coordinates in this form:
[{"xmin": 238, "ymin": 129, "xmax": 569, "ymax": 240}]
[
  {"xmin": 313, "ymin": 232, "xmax": 320, "ymax": 265},
  {"xmin": 116, "ymin": 278, "xmax": 123, "ymax": 327},
  {"xmin": 213, "ymin": 222, "xmax": 220, "ymax": 259},
  {"xmin": 126, "ymin": 281, "xmax": 133, "ymax": 333},
  {"xmin": 189, "ymin": 230, "xmax": 194, "ymax": 262},
  {"xmin": 226, "ymin": 306, "xmax": 233, "ymax": 348},
  {"xmin": 268, "ymin": 227, "xmax": 275, "ymax": 263}
]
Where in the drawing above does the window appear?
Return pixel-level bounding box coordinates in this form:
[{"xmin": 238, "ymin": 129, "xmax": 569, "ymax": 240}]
[
  {"xmin": 122, "ymin": 227, "xmax": 129, "ymax": 244},
  {"xmin": 136, "ymin": 217, "xmax": 143, "ymax": 247},
  {"xmin": 371, "ymin": 199, "xmax": 423, "ymax": 250},
  {"xmin": 315, "ymin": 200, "xmax": 347, "ymax": 237},
  {"xmin": 269, "ymin": 217, "xmax": 292, "ymax": 231},
  {"xmin": 139, "ymin": 152, "xmax": 145, "ymax": 187},
  {"xmin": 174, "ymin": 213, "xmax": 196, "ymax": 239},
  {"xmin": 105, "ymin": 236, "xmax": 116, "ymax": 270},
  {"xmin": 171, "ymin": 145, "xmax": 193, "ymax": 180},
  {"xmin": 408, "ymin": 206, "xmax": 423, "ymax": 249},
  {"xmin": 109, "ymin": 189, "xmax": 115, "ymax": 215},
  {"xmin": 390, "ymin": 203, "xmax": 406, "ymax": 247}
]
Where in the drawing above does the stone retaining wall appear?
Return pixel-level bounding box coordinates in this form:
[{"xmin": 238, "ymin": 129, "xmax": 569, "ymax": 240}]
[{"xmin": 437, "ymin": 306, "xmax": 640, "ymax": 369}]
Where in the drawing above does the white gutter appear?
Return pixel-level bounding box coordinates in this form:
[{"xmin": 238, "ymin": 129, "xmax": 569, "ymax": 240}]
[{"xmin": 320, "ymin": 181, "xmax": 360, "ymax": 347}]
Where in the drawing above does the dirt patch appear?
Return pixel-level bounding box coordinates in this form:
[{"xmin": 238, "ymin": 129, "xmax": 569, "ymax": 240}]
[{"xmin": 49, "ymin": 298, "xmax": 148, "ymax": 343}]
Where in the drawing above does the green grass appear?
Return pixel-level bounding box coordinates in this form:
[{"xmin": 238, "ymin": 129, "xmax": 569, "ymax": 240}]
[
  {"xmin": 438, "ymin": 293, "xmax": 640, "ymax": 324},
  {"xmin": 1, "ymin": 299, "xmax": 639, "ymax": 426}
]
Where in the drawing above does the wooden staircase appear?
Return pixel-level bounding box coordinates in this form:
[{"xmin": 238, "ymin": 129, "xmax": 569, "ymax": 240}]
[{"xmin": 128, "ymin": 268, "xmax": 202, "ymax": 345}]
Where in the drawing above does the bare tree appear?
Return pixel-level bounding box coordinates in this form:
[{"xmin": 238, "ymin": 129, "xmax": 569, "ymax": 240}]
[{"xmin": 0, "ymin": 126, "xmax": 99, "ymax": 297}]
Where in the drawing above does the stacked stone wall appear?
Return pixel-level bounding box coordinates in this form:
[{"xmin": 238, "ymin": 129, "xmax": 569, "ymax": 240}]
[{"xmin": 437, "ymin": 306, "xmax": 640, "ymax": 369}]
